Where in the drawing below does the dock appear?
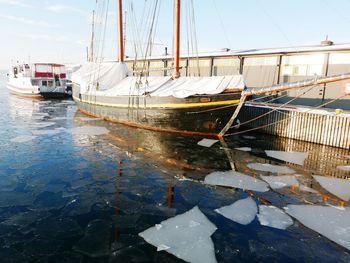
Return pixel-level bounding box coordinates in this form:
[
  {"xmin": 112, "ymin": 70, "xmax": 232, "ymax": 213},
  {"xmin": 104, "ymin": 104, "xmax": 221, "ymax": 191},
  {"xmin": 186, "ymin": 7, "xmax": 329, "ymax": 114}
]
[{"xmin": 237, "ymin": 103, "xmax": 350, "ymax": 149}]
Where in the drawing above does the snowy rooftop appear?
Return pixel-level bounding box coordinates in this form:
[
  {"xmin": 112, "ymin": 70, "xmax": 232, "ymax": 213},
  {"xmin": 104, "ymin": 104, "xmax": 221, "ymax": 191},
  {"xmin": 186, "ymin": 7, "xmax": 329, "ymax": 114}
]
[{"xmin": 123, "ymin": 42, "xmax": 350, "ymax": 61}]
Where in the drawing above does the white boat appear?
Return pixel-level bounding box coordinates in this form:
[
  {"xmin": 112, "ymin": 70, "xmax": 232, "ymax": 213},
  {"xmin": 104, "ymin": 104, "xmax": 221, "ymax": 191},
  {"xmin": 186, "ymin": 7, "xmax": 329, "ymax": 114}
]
[{"xmin": 7, "ymin": 63, "xmax": 69, "ymax": 98}]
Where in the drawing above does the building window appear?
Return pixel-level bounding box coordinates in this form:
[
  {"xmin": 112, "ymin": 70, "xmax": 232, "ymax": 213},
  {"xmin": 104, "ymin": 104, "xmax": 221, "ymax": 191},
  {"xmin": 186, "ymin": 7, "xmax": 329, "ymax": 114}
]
[
  {"xmin": 281, "ymin": 54, "xmax": 324, "ymax": 76},
  {"xmin": 244, "ymin": 56, "xmax": 278, "ymax": 66}
]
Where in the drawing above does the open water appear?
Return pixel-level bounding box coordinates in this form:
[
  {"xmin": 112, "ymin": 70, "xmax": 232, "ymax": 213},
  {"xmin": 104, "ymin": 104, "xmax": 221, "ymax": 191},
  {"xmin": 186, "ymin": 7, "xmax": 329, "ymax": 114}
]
[{"xmin": 0, "ymin": 71, "xmax": 350, "ymax": 262}]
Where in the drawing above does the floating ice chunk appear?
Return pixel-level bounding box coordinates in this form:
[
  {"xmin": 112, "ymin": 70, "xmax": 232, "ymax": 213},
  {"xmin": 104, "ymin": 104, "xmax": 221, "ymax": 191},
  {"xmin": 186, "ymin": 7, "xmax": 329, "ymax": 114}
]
[
  {"xmin": 31, "ymin": 122, "xmax": 56, "ymax": 128},
  {"xmin": 313, "ymin": 175, "xmax": 350, "ymax": 201},
  {"xmin": 247, "ymin": 163, "xmax": 295, "ymax": 174},
  {"xmin": 299, "ymin": 184, "xmax": 318, "ymax": 193},
  {"xmin": 285, "ymin": 205, "xmax": 350, "ymax": 250},
  {"xmin": 70, "ymin": 126, "xmax": 109, "ymax": 136},
  {"xmin": 139, "ymin": 206, "xmax": 217, "ymax": 263},
  {"xmin": 235, "ymin": 147, "xmax": 252, "ymax": 152},
  {"xmin": 260, "ymin": 175, "xmax": 299, "ymax": 189},
  {"xmin": 197, "ymin": 139, "xmax": 218, "ymax": 148},
  {"xmin": 31, "ymin": 129, "xmax": 60, "ymax": 135},
  {"xmin": 215, "ymin": 197, "xmax": 258, "ymax": 225},
  {"xmin": 257, "ymin": 205, "xmax": 293, "ymax": 230},
  {"xmin": 204, "ymin": 171, "xmax": 269, "ymax": 192},
  {"xmin": 337, "ymin": 166, "xmax": 350, "ymax": 172},
  {"xmin": 10, "ymin": 135, "xmax": 36, "ymax": 143},
  {"xmin": 265, "ymin": 150, "xmax": 308, "ymax": 166}
]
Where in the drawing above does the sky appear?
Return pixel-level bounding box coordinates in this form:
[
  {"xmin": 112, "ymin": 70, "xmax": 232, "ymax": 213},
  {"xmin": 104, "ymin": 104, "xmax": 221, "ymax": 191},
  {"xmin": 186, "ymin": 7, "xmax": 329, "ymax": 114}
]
[{"xmin": 0, "ymin": 0, "xmax": 350, "ymax": 69}]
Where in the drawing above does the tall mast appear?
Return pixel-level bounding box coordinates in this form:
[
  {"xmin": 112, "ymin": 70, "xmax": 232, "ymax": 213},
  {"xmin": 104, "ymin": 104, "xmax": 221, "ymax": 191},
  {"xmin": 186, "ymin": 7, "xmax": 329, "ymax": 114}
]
[
  {"xmin": 173, "ymin": 0, "xmax": 181, "ymax": 78},
  {"xmin": 90, "ymin": 10, "xmax": 95, "ymax": 62},
  {"xmin": 117, "ymin": 0, "xmax": 124, "ymax": 63}
]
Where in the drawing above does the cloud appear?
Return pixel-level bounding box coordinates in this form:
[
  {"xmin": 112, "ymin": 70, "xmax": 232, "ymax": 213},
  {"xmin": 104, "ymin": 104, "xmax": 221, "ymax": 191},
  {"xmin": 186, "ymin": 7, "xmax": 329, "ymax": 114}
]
[
  {"xmin": 46, "ymin": 4, "xmax": 87, "ymax": 15},
  {"xmin": 0, "ymin": 14, "xmax": 59, "ymax": 28},
  {"xmin": 0, "ymin": 0, "xmax": 32, "ymax": 8}
]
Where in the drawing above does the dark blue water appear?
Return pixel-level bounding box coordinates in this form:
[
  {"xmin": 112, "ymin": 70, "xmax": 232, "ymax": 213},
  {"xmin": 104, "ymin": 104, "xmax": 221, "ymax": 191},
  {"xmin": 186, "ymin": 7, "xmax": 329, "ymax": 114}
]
[{"xmin": 0, "ymin": 71, "xmax": 349, "ymax": 262}]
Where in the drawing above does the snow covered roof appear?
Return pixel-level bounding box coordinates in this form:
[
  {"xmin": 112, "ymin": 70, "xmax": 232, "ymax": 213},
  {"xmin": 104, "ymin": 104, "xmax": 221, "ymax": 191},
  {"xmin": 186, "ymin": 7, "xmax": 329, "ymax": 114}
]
[{"xmin": 123, "ymin": 42, "xmax": 350, "ymax": 61}]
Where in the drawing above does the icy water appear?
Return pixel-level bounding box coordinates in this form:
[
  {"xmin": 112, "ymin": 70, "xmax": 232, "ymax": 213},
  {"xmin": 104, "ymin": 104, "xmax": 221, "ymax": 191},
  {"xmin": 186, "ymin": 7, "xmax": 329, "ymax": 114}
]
[{"xmin": 0, "ymin": 71, "xmax": 350, "ymax": 263}]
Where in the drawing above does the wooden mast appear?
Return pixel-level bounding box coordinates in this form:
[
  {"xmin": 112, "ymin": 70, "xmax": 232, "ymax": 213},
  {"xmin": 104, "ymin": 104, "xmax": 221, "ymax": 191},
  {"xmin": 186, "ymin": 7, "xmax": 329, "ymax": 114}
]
[
  {"xmin": 173, "ymin": 0, "xmax": 181, "ymax": 78},
  {"xmin": 117, "ymin": 0, "xmax": 124, "ymax": 63},
  {"xmin": 89, "ymin": 10, "xmax": 95, "ymax": 62}
]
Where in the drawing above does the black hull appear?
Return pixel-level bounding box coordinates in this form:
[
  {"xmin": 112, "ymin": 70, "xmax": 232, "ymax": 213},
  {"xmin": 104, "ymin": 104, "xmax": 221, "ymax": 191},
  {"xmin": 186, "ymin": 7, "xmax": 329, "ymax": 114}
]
[{"xmin": 73, "ymin": 88, "xmax": 241, "ymax": 136}]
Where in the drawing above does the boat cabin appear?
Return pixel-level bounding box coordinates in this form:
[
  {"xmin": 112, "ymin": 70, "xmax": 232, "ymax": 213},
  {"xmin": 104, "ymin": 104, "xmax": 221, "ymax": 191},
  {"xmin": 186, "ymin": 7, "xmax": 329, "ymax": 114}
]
[{"xmin": 12, "ymin": 63, "xmax": 67, "ymax": 88}]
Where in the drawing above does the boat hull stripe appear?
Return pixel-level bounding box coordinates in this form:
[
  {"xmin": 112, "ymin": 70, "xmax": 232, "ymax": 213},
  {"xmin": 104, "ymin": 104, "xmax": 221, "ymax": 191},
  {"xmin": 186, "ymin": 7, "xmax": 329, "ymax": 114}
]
[{"xmin": 72, "ymin": 96, "xmax": 240, "ymax": 109}]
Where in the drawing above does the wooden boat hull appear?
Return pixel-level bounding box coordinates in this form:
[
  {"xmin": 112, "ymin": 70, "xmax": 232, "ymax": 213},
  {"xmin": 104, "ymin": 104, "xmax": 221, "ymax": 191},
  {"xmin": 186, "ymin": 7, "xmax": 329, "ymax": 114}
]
[{"xmin": 73, "ymin": 87, "xmax": 241, "ymax": 136}]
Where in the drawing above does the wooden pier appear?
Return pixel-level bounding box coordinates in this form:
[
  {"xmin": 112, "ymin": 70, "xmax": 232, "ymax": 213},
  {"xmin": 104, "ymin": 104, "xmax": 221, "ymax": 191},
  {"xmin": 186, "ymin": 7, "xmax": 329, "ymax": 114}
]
[{"xmin": 237, "ymin": 103, "xmax": 350, "ymax": 149}]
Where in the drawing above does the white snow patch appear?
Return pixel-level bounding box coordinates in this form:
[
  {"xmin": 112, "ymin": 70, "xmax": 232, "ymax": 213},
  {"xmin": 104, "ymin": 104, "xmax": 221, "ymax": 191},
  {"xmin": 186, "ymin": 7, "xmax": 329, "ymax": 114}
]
[
  {"xmin": 10, "ymin": 135, "xmax": 37, "ymax": 143},
  {"xmin": 70, "ymin": 126, "xmax": 109, "ymax": 136},
  {"xmin": 197, "ymin": 139, "xmax": 218, "ymax": 148},
  {"xmin": 313, "ymin": 175, "xmax": 350, "ymax": 201},
  {"xmin": 139, "ymin": 206, "xmax": 217, "ymax": 263},
  {"xmin": 204, "ymin": 171, "xmax": 269, "ymax": 192},
  {"xmin": 260, "ymin": 175, "xmax": 299, "ymax": 189},
  {"xmin": 285, "ymin": 205, "xmax": 350, "ymax": 250},
  {"xmin": 215, "ymin": 197, "xmax": 258, "ymax": 225},
  {"xmin": 257, "ymin": 205, "xmax": 293, "ymax": 230},
  {"xmin": 247, "ymin": 163, "xmax": 295, "ymax": 174},
  {"xmin": 265, "ymin": 150, "xmax": 308, "ymax": 166},
  {"xmin": 235, "ymin": 147, "xmax": 252, "ymax": 152},
  {"xmin": 337, "ymin": 166, "xmax": 350, "ymax": 172}
]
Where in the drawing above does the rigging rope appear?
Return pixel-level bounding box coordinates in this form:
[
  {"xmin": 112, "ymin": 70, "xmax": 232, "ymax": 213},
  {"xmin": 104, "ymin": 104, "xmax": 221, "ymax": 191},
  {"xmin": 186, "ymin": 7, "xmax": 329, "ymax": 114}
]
[
  {"xmin": 229, "ymin": 84, "xmax": 318, "ymax": 129},
  {"xmin": 224, "ymin": 94, "xmax": 348, "ymax": 137}
]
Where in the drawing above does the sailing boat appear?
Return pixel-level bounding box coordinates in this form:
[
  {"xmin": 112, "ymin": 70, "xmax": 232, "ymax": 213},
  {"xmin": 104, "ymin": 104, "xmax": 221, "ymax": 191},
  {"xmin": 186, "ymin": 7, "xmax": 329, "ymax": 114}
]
[
  {"xmin": 72, "ymin": 0, "xmax": 245, "ymax": 137},
  {"xmin": 72, "ymin": 0, "xmax": 350, "ymax": 137}
]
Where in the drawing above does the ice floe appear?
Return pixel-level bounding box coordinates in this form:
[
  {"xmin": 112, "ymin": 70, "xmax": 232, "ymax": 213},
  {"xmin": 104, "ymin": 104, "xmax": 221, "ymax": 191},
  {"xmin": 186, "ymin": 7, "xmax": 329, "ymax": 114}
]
[
  {"xmin": 337, "ymin": 165, "xmax": 350, "ymax": 172},
  {"xmin": 31, "ymin": 129, "xmax": 61, "ymax": 136},
  {"xmin": 215, "ymin": 197, "xmax": 258, "ymax": 225},
  {"xmin": 10, "ymin": 135, "xmax": 36, "ymax": 143},
  {"xmin": 139, "ymin": 206, "xmax": 217, "ymax": 263},
  {"xmin": 70, "ymin": 126, "xmax": 109, "ymax": 136},
  {"xmin": 260, "ymin": 175, "xmax": 299, "ymax": 189},
  {"xmin": 313, "ymin": 175, "xmax": 350, "ymax": 201},
  {"xmin": 265, "ymin": 150, "xmax": 308, "ymax": 166},
  {"xmin": 30, "ymin": 122, "xmax": 56, "ymax": 128},
  {"xmin": 247, "ymin": 163, "xmax": 295, "ymax": 174},
  {"xmin": 204, "ymin": 171, "xmax": 269, "ymax": 192},
  {"xmin": 197, "ymin": 138, "xmax": 218, "ymax": 148},
  {"xmin": 235, "ymin": 147, "xmax": 252, "ymax": 152},
  {"xmin": 257, "ymin": 205, "xmax": 293, "ymax": 230},
  {"xmin": 285, "ymin": 205, "xmax": 350, "ymax": 250}
]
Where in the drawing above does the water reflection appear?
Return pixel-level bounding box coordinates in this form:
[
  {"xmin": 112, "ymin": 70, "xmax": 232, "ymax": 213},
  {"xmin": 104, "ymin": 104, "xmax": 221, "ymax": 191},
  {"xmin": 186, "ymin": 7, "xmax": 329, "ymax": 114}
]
[{"xmin": 0, "ymin": 70, "xmax": 350, "ymax": 262}]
